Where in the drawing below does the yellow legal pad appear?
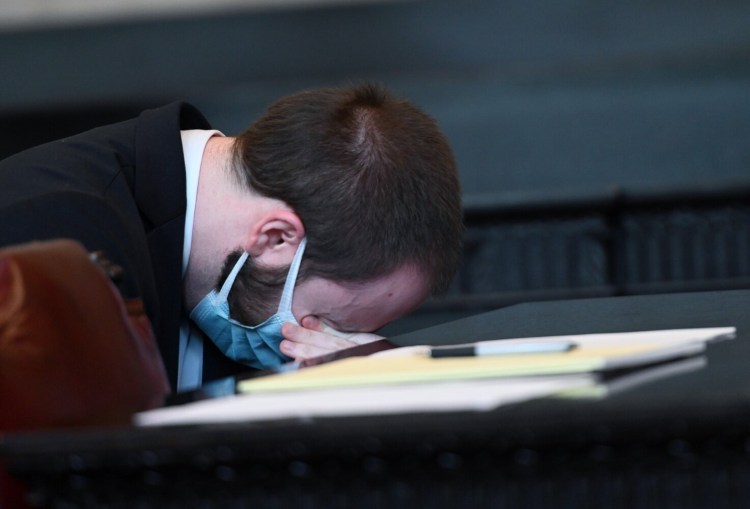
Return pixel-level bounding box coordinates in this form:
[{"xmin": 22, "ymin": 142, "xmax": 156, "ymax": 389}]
[{"xmin": 237, "ymin": 341, "xmax": 706, "ymax": 394}]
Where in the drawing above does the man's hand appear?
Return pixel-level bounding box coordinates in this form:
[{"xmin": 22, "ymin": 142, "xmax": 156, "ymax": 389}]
[{"xmin": 280, "ymin": 316, "xmax": 383, "ymax": 360}]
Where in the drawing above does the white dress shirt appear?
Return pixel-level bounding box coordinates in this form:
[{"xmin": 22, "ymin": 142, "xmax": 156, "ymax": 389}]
[{"xmin": 177, "ymin": 129, "xmax": 223, "ymax": 392}]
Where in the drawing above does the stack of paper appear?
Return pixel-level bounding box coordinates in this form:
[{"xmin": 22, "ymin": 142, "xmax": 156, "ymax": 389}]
[
  {"xmin": 235, "ymin": 327, "xmax": 732, "ymax": 393},
  {"xmin": 134, "ymin": 375, "xmax": 594, "ymax": 426},
  {"xmin": 134, "ymin": 327, "xmax": 734, "ymax": 427}
]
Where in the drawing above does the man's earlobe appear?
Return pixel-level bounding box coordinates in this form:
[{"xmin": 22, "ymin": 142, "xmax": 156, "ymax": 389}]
[{"xmin": 246, "ymin": 210, "xmax": 305, "ymax": 264}]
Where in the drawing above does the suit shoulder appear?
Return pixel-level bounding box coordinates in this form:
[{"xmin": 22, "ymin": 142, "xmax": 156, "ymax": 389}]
[{"xmin": 137, "ymin": 102, "xmax": 212, "ymax": 132}]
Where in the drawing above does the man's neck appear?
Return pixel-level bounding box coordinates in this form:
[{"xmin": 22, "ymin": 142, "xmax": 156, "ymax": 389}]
[
  {"xmin": 183, "ymin": 137, "xmax": 242, "ymax": 310},
  {"xmin": 183, "ymin": 137, "xmax": 297, "ymax": 311}
]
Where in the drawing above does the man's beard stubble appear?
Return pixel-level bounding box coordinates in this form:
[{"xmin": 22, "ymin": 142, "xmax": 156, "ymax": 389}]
[{"xmin": 222, "ymin": 251, "xmax": 289, "ymax": 326}]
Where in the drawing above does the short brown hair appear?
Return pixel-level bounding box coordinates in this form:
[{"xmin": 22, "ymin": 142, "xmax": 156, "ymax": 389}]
[{"xmin": 227, "ymin": 84, "xmax": 463, "ymax": 322}]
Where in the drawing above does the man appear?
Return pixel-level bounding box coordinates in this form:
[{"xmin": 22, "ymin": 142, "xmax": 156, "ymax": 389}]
[{"xmin": 0, "ymin": 83, "xmax": 463, "ymax": 392}]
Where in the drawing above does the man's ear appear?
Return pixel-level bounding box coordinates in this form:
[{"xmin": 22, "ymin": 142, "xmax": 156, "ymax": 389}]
[{"xmin": 245, "ymin": 210, "xmax": 305, "ymax": 267}]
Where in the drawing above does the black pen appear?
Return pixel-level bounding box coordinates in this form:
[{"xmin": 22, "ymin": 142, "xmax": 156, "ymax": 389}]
[{"xmin": 430, "ymin": 340, "xmax": 577, "ymax": 358}]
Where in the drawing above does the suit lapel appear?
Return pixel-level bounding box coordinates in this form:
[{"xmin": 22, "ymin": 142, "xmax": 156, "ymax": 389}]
[{"xmin": 134, "ymin": 102, "xmax": 211, "ymax": 389}]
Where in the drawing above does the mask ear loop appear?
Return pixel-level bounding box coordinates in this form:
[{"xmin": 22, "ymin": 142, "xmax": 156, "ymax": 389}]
[
  {"xmin": 276, "ymin": 237, "xmax": 307, "ymax": 314},
  {"xmin": 218, "ymin": 252, "xmax": 250, "ymax": 300}
]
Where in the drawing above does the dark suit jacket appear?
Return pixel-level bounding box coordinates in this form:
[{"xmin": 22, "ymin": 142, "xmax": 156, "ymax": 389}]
[{"xmin": 0, "ymin": 102, "xmax": 250, "ymax": 390}]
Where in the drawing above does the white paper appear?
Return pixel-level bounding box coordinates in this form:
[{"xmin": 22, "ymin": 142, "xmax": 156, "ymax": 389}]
[
  {"xmin": 374, "ymin": 327, "xmax": 736, "ymax": 358},
  {"xmin": 134, "ymin": 375, "xmax": 593, "ymax": 427},
  {"xmin": 135, "ymin": 327, "xmax": 731, "ymax": 427}
]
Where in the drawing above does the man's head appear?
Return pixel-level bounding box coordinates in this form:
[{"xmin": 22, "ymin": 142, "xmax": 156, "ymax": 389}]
[{"xmin": 224, "ymin": 83, "xmax": 463, "ymax": 327}]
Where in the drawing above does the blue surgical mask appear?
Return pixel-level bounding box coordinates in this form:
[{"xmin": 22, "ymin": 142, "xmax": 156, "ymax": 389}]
[{"xmin": 189, "ymin": 238, "xmax": 306, "ymax": 369}]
